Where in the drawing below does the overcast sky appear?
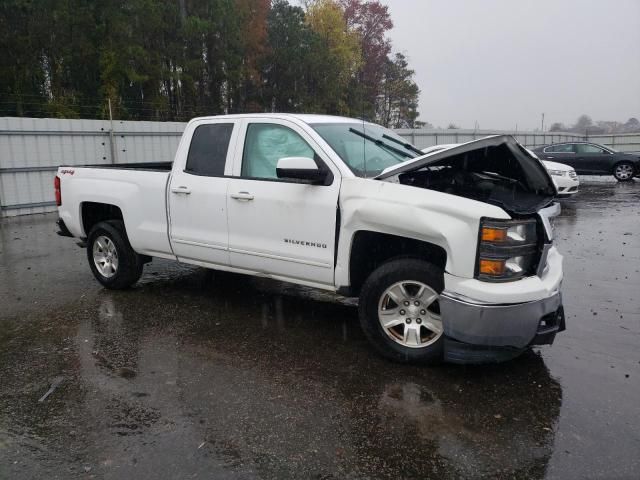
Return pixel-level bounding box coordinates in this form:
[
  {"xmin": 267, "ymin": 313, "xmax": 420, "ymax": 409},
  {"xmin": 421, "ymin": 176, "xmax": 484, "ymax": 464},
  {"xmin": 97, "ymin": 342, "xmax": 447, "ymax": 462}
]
[{"xmin": 383, "ymin": 0, "xmax": 640, "ymax": 130}]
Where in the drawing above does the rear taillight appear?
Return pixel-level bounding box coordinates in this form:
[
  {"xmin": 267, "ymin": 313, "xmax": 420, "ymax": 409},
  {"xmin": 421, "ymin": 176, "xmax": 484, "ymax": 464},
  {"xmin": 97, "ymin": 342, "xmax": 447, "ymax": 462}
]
[{"xmin": 54, "ymin": 175, "xmax": 61, "ymax": 206}]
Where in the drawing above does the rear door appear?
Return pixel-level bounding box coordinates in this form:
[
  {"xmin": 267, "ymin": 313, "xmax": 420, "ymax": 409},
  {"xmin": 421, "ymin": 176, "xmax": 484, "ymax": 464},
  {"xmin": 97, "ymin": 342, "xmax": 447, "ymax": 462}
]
[
  {"xmin": 168, "ymin": 120, "xmax": 240, "ymax": 266},
  {"xmin": 541, "ymin": 144, "xmax": 580, "ymax": 171},
  {"xmin": 574, "ymin": 143, "xmax": 612, "ymax": 173},
  {"xmin": 226, "ymin": 118, "xmax": 340, "ymax": 287}
]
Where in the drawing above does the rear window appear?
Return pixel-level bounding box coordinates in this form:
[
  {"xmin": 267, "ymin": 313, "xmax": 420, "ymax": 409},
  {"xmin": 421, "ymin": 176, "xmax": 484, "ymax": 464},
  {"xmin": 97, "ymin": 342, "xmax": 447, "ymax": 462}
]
[{"xmin": 185, "ymin": 124, "xmax": 234, "ymax": 176}]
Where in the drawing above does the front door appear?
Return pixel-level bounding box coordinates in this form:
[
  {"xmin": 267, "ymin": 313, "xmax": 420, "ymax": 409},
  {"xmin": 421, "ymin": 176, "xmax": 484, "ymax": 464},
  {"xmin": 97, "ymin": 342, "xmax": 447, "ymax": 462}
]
[
  {"xmin": 169, "ymin": 120, "xmax": 239, "ymax": 266},
  {"xmin": 226, "ymin": 120, "xmax": 340, "ymax": 286}
]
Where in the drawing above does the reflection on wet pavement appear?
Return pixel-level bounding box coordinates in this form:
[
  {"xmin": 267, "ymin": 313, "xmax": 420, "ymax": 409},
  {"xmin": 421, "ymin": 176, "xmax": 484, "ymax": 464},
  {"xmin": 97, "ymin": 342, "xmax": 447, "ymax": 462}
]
[{"xmin": 1, "ymin": 179, "xmax": 639, "ymax": 479}]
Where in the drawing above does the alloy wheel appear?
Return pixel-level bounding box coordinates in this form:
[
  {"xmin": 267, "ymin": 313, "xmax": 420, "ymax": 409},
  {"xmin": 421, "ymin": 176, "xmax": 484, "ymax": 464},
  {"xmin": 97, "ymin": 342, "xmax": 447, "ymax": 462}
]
[{"xmin": 377, "ymin": 281, "xmax": 443, "ymax": 348}]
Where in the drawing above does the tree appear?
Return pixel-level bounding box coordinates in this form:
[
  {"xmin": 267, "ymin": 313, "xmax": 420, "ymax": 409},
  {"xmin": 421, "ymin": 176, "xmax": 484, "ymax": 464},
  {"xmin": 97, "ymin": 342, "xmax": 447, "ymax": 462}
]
[
  {"xmin": 623, "ymin": 117, "xmax": 640, "ymax": 132},
  {"xmin": 232, "ymin": 0, "xmax": 271, "ymax": 112},
  {"xmin": 263, "ymin": 0, "xmax": 315, "ymax": 111},
  {"xmin": 305, "ymin": 0, "xmax": 361, "ymax": 113},
  {"xmin": 573, "ymin": 114, "xmax": 593, "ymax": 133},
  {"xmin": 0, "ymin": 0, "xmax": 422, "ymax": 124},
  {"xmin": 549, "ymin": 122, "xmax": 565, "ymax": 132},
  {"xmin": 377, "ymin": 53, "xmax": 420, "ymax": 128},
  {"xmin": 339, "ymin": 0, "xmax": 392, "ymax": 117}
]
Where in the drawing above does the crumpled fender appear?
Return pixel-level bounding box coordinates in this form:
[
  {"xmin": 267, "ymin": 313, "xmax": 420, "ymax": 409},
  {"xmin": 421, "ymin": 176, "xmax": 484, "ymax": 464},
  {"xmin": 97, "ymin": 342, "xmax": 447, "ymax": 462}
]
[{"xmin": 334, "ymin": 177, "xmax": 510, "ymax": 287}]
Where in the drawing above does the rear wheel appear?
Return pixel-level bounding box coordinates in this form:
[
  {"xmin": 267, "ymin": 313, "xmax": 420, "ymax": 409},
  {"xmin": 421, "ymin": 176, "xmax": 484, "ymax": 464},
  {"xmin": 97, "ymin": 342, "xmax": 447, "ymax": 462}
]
[
  {"xmin": 87, "ymin": 220, "xmax": 143, "ymax": 289},
  {"xmin": 358, "ymin": 259, "xmax": 445, "ymax": 364},
  {"xmin": 613, "ymin": 162, "xmax": 635, "ymax": 181}
]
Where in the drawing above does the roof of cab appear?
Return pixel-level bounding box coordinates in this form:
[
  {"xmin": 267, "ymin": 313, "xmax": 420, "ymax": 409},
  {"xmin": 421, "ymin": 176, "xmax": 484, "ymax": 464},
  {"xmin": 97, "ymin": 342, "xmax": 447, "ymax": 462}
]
[{"xmin": 189, "ymin": 113, "xmax": 363, "ymax": 125}]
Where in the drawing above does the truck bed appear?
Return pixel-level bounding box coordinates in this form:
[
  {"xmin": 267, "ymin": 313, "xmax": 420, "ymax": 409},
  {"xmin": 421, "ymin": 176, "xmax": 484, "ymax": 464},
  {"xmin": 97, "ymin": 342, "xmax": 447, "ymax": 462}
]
[
  {"xmin": 68, "ymin": 162, "xmax": 173, "ymax": 171},
  {"xmin": 57, "ymin": 163, "xmax": 173, "ymax": 259}
]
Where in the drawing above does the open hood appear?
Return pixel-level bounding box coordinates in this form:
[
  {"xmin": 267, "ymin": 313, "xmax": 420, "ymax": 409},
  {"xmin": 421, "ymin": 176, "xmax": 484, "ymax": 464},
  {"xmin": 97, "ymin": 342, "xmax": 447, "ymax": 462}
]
[{"xmin": 376, "ymin": 135, "xmax": 557, "ymax": 215}]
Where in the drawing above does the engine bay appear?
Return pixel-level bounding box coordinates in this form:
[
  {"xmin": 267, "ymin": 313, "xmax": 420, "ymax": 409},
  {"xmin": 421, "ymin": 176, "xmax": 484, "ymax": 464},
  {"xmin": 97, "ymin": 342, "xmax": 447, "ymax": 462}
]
[{"xmin": 385, "ymin": 140, "xmax": 557, "ymax": 215}]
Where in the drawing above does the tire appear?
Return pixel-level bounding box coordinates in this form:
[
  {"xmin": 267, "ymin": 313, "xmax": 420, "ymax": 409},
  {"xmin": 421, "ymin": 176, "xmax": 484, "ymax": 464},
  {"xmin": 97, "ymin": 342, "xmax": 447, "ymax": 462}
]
[
  {"xmin": 613, "ymin": 162, "xmax": 635, "ymax": 182},
  {"xmin": 358, "ymin": 258, "xmax": 445, "ymax": 364},
  {"xmin": 86, "ymin": 220, "xmax": 143, "ymax": 289}
]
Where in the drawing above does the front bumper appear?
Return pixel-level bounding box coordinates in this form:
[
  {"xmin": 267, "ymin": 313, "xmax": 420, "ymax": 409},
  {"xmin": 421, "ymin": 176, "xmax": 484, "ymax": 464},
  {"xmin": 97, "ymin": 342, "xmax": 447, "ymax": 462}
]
[
  {"xmin": 552, "ymin": 175, "xmax": 579, "ymax": 197},
  {"xmin": 440, "ymin": 243, "xmax": 565, "ymax": 363},
  {"xmin": 439, "ymin": 292, "xmax": 565, "ymax": 363},
  {"xmin": 556, "ymin": 186, "xmax": 578, "ymax": 197}
]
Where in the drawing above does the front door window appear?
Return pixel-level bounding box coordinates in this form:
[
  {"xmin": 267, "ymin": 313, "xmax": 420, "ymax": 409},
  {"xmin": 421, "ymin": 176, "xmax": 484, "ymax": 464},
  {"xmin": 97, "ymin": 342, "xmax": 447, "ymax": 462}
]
[{"xmin": 241, "ymin": 124, "xmax": 315, "ymax": 180}]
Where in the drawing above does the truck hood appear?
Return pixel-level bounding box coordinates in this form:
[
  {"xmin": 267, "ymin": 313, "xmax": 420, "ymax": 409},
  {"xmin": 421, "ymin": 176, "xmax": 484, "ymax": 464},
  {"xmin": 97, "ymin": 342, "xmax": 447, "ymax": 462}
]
[{"xmin": 376, "ymin": 135, "xmax": 557, "ymax": 216}]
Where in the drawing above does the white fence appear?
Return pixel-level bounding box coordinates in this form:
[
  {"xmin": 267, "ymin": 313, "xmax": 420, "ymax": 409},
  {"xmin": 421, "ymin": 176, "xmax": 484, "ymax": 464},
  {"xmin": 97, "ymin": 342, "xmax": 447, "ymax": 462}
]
[
  {"xmin": 1, "ymin": 117, "xmax": 639, "ymax": 217},
  {"xmin": 0, "ymin": 117, "xmax": 184, "ymax": 216},
  {"xmin": 395, "ymin": 129, "xmax": 640, "ymax": 152}
]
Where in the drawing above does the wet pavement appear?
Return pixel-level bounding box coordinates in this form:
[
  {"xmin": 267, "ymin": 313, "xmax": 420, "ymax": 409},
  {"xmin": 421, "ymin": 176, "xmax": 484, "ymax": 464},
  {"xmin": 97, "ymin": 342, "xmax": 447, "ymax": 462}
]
[{"xmin": 0, "ymin": 179, "xmax": 638, "ymax": 479}]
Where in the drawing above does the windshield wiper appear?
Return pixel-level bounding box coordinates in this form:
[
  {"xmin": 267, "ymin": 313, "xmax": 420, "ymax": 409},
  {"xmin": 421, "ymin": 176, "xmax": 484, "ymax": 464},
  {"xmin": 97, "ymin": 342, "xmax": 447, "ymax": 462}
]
[
  {"xmin": 382, "ymin": 134, "xmax": 425, "ymax": 155},
  {"xmin": 348, "ymin": 128, "xmax": 414, "ymax": 159}
]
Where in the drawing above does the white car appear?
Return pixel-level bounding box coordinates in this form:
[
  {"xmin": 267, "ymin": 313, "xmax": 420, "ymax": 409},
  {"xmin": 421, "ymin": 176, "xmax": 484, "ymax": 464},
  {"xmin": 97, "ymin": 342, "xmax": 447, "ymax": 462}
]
[
  {"xmin": 55, "ymin": 114, "xmax": 565, "ymax": 364},
  {"xmin": 527, "ymin": 151, "xmax": 579, "ymax": 198},
  {"xmin": 422, "ymin": 143, "xmax": 579, "ymax": 198}
]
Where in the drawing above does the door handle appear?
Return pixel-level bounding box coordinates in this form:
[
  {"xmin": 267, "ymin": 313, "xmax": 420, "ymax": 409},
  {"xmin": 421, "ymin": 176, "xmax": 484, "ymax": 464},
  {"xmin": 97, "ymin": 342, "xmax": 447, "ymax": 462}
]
[
  {"xmin": 171, "ymin": 186, "xmax": 191, "ymax": 194},
  {"xmin": 230, "ymin": 191, "xmax": 254, "ymax": 201}
]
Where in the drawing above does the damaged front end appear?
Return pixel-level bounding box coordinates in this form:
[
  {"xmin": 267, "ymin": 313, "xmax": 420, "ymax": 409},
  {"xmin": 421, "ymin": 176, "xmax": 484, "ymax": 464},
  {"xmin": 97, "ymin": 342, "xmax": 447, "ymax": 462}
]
[
  {"xmin": 376, "ymin": 135, "xmax": 557, "ymax": 216},
  {"xmin": 375, "ymin": 136, "xmax": 565, "ymax": 362}
]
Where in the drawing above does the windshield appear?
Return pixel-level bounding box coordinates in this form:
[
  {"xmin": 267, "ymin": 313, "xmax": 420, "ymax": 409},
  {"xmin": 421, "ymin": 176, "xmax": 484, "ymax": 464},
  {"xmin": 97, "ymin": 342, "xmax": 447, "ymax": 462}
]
[{"xmin": 312, "ymin": 123, "xmax": 419, "ymax": 177}]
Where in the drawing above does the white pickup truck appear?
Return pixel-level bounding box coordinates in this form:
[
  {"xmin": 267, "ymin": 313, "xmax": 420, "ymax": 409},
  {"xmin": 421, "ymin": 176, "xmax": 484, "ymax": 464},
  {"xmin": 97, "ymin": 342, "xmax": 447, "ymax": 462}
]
[{"xmin": 55, "ymin": 114, "xmax": 565, "ymax": 364}]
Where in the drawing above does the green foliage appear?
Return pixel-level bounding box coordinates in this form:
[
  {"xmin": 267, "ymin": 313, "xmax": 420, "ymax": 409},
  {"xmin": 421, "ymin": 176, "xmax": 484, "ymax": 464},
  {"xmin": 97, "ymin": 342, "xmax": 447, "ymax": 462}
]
[
  {"xmin": 377, "ymin": 53, "xmax": 420, "ymax": 128},
  {"xmin": 0, "ymin": 0, "xmax": 421, "ymax": 126}
]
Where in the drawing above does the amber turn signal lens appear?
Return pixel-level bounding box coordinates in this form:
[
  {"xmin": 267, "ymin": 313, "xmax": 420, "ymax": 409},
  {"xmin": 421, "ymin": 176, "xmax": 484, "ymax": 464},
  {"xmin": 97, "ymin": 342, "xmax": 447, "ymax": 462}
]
[
  {"xmin": 479, "ymin": 258, "xmax": 506, "ymax": 275},
  {"xmin": 481, "ymin": 227, "xmax": 507, "ymax": 243}
]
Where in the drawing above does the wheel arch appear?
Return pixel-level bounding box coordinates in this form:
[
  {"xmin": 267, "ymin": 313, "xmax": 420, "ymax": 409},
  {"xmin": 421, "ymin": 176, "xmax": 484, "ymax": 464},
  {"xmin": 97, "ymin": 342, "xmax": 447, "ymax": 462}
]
[
  {"xmin": 81, "ymin": 202, "xmax": 124, "ymax": 237},
  {"xmin": 344, "ymin": 230, "xmax": 447, "ymax": 297}
]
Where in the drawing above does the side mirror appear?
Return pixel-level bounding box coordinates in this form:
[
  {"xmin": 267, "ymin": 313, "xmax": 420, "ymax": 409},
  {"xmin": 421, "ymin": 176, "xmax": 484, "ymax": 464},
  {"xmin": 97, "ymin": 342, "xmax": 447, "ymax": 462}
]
[{"xmin": 276, "ymin": 157, "xmax": 328, "ymax": 184}]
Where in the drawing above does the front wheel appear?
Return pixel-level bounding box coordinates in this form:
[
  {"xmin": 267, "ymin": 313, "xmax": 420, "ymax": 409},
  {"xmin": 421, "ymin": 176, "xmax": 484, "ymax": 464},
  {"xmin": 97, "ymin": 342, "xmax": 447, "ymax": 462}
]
[
  {"xmin": 358, "ymin": 259, "xmax": 445, "ymax": 364},
  {"xmin": 613, "ymin": 162, "xmax": 635, "ymax": 181},
  {"xmin": 87, "ymin": 220, "xmax": 143, "ymax": 289}
]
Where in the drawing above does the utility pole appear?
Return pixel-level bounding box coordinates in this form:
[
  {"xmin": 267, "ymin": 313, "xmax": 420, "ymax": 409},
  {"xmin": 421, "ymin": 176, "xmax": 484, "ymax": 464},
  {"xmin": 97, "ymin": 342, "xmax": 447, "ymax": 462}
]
[
  {"xmin": 541, "ymin": 113, "xmax": 545, "ymax": 132},
  {"xmin": 108, "ymin": 98, "xmax": 117, "ymax": 164}
]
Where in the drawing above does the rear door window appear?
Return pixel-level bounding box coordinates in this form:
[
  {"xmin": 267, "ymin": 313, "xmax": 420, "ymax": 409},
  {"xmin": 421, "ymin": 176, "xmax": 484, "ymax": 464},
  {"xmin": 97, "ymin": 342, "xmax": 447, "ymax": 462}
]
[
  {"xmin": 576, "ymin": 144, "xmax": 605, "ymax": 154},
  {"xmin": 185, "ymin": 123, "xmax": 234, "ymax": 176},
  {"xmin": 545, "ymin": 144, "xmax": 575, "ymax": 153}
]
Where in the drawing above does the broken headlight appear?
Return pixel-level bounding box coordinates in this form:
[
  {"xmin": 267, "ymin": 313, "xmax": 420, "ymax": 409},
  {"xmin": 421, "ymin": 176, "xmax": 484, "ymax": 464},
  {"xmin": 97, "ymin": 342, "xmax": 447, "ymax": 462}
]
[{"xmin": 476, "ymin": 218, "xmax": 539, "ymax": 282}]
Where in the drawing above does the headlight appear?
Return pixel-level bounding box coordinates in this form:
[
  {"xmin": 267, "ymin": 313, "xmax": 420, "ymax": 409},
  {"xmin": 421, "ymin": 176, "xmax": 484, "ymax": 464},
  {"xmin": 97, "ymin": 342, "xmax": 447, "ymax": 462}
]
[
  {"xmin": 547, "ymin": 169, "xmax": 566, "ymax": 177},
  {"xmin": 477, "ymin": 218, "xmax": 539, "ymax": 282}
]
